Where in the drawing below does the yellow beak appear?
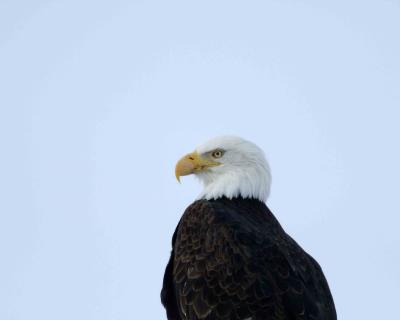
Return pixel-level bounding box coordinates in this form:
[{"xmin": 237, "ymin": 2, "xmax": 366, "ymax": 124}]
[{"xmin": 175, "ymin": 151, "xmax": 220, "ymax": 182}]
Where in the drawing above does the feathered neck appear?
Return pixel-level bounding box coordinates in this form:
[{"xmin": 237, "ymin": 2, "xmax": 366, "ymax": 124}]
[{"xmin": 195, "ymin": 160, "xmax": 271, "ymax": 202}]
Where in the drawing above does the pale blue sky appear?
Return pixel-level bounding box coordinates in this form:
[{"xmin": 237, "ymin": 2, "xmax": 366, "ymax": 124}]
[{"xmin": 1, "ymin": 1, "xmax": 399, "ymax": 319}]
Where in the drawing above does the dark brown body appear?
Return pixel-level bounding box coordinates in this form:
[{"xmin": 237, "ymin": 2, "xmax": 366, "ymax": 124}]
[{"xmin": 161, "ymin": 197, "xmax": 336, "ymax": 320}]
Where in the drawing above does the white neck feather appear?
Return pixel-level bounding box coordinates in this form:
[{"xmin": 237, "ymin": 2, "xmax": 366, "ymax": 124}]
[{"xmin": 195, "ymin": 160, "xmax": 271, "ymax": 202}]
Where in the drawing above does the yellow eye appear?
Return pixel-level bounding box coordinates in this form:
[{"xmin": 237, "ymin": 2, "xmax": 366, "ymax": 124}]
[{"xmin": 211, "ymin": 150, "xmax": 223, "ymax": 159}]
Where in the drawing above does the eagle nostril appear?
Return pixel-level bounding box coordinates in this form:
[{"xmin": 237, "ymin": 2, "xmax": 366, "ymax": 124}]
[{"xmin": 188, "ymin": 156, "xmax": 195, "ymax": 160}]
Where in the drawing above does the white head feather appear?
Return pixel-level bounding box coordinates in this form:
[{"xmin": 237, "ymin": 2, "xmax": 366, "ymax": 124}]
[{"xmin": 194, "ymin": 136, "xmax": 271, "ymax": 202}]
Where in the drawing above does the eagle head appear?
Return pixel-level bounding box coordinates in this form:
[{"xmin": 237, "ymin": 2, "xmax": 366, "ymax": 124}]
[{"xmin": 175, "ymin": 136, "xmax": 271, "ymax": 202}]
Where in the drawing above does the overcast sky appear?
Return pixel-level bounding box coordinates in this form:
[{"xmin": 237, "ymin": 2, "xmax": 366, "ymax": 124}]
[{"xmin": 1, "ymin": 1, "xmax": 399, "ymax": 319}]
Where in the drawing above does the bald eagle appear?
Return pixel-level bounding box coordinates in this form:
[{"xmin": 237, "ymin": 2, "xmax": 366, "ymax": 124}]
[{"xmin": 161, "ymin": 136, "xmax": 336, "ymax": 320}]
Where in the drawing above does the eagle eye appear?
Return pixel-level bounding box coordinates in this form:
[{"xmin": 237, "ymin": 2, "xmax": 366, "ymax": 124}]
[{"xmin": 211, "ymin": 150, "xmax": 224, "ymax": 159}]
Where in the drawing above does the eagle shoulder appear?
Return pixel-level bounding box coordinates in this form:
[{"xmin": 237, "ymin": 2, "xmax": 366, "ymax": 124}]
[{"xmin": 163, "ymin": 198, "xmax": 336, "ymax": 320}]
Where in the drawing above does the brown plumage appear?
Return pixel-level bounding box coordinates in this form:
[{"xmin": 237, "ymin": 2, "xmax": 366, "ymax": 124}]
[{"xmin": 161, "ymin": 197, "xmax": 336, "ymax": 320}]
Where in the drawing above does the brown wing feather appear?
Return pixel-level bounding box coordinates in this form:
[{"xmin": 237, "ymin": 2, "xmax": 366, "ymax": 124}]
[{"xmin": 162, "ymin": 198, "xmax": 336, "ymax": 320}]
